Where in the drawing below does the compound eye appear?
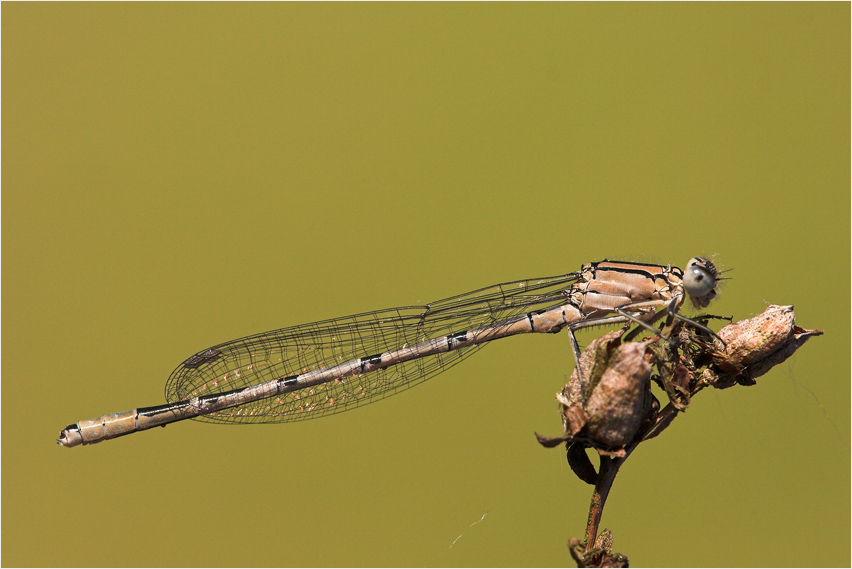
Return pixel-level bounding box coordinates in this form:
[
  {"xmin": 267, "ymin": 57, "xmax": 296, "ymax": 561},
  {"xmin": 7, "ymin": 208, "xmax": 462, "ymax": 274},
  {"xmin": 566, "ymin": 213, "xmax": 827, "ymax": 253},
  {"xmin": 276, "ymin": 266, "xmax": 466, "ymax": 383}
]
[{"xmin": 683, "ymin": 257, "xmax": 718, "ymax": 308}]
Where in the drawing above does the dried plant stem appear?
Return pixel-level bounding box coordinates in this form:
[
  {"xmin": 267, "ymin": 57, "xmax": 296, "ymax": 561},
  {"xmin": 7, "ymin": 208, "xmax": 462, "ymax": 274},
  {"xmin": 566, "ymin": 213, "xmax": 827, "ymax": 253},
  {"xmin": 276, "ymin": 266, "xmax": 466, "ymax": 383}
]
[
  {"xmin": 584, "ymin": 456, "xmax": 618, "ymax": 546},
  {"xmin": 551, "ymin": 305, "xmax": 823, "ymax": 567},
  {"xmin": 582, "ymin": 401, "xmax": 681, "ymax": 546},
  {"xmin": 585, "ymin": 439, "xmax": 647, "ymax": 546}
]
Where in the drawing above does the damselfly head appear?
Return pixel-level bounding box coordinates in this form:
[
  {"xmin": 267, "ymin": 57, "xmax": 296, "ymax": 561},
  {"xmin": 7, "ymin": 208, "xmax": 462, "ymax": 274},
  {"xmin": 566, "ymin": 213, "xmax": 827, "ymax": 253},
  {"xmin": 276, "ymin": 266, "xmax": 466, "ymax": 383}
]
[{"xmin": 683, "ymin": 257, "xmax": 718, "ymax": 308}]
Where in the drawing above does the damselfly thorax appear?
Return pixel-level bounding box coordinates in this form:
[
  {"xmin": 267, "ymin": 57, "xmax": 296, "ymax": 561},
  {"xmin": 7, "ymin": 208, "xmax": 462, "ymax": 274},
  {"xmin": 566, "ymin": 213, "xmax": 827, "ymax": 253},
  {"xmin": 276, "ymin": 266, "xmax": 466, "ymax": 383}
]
[{"xmin": 58, "ymin": 257, "xmax": 721, "ymax": 448}]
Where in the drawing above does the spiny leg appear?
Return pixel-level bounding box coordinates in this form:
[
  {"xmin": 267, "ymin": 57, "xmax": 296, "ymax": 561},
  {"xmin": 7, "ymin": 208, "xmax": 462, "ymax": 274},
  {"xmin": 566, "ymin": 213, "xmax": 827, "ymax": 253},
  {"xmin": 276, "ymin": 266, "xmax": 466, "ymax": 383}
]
[
  {"xmin": 567, "ymin": 326, "xmax": 585, "ymax": 404},
  {"xmin": 669, "ymin": 312, "xmax": 727, "ymax": 347},
  {"xmin": 613, "ymin": 298, "xmax": 672, "ymax": 342},
  {"xmin": 622, "ymin": 308, "xmax": 668, "ymax": 343},
  {"xmin": 567, "ymin": 314, "xmax": 632, "ymax": 405}
]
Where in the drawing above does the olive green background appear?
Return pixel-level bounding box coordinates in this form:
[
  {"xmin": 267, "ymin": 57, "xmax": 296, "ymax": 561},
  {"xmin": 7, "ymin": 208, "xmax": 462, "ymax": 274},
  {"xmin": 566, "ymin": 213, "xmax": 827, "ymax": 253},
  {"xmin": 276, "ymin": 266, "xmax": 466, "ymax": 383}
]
[{"xmin": 3, "ymin": 3, "xmax": 849, "ymax": 567}]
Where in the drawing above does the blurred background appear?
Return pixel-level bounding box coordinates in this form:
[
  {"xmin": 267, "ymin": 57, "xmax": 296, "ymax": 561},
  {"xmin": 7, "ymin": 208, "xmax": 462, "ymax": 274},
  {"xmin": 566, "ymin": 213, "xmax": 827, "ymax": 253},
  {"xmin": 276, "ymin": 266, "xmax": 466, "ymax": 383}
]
[{"xmin": 3, "ymin": 4, "xmax": 849, "ymax": 567}]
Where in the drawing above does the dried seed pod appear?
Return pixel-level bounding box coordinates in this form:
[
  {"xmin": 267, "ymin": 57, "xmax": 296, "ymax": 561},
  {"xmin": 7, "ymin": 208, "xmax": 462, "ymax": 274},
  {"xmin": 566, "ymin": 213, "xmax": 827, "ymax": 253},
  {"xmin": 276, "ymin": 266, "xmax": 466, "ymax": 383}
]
[
  {"xmin": 559, "ymin": 330, "xmax": 624, "ymax": 439},
  {"xmin": 558, "ymin": 330, "xmax": 656, "ymax": 449},
  {"xmin": 584, "ymin": 339, "xmax": 654, "ymax": 448},
  {"xmin": 713, "ymin": 304, "xmax": 796, "ymax": 374},
  {"xmin": 557, "ymin": 304, "xmax": 822, "ymax": 568},
  {"xmin": 711, "ymin": 304, "xmax": 823, "ymax": 385}
]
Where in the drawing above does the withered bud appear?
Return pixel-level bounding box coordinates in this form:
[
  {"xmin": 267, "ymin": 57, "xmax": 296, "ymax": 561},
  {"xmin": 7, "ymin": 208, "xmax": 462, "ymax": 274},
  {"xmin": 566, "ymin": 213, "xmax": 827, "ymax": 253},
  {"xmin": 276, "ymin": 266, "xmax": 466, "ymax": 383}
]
[
  {"xmin": 550, "ymin": 305, "xmax": 821, "ymax": 568},
  {"xmin": 710, "ymin": 304, "xmax": 823, "ymax": 386},
  {"xmin": 560, "ymin": 331, "xmax": 654, "ymax": 449},
  {"xmin": 585, "ymin": 339, "xmax": 654, "ymax": 448}
]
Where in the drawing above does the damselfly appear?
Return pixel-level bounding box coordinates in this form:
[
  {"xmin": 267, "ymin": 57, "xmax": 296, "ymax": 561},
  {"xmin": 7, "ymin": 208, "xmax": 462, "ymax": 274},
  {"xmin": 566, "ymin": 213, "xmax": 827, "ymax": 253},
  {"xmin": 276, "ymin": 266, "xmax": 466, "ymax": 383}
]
[{"xmin": 57, "ymin": 258, "xmax": 721, "ymax": 448}]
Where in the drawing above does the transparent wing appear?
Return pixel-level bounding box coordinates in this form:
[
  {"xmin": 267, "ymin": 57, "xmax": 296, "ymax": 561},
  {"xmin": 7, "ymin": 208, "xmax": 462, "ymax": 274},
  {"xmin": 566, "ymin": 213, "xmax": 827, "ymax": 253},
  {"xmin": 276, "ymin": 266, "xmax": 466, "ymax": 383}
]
[{"xmin": 164, "ymin": 272, "xmax": 580, "ymax": 423}]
